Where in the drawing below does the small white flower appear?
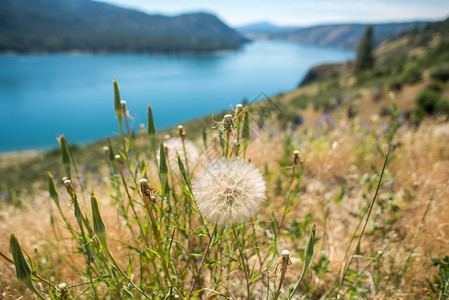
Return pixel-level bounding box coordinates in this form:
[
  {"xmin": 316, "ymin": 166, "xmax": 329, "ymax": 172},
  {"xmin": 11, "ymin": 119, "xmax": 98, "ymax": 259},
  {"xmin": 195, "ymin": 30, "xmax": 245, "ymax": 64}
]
[{"xmin": 193, "ymin": 159, "xmax": 266, "ymax": 226}]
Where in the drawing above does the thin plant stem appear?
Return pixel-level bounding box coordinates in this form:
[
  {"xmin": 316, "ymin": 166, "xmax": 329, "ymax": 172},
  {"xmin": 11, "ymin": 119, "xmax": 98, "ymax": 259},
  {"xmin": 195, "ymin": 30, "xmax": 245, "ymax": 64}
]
[
  {"xmin": 333, "ymin": 150, "xmax": 390, "ymax": 296},
  {"xmin": 141, "ymin": 191, "xmax": 179, "ymax": 295},
  {"xmin": 232, "ymin": 224, "xmax": 251, "ymax": 299},
  {"xmin": 187, "ymin": 224, "xmax": 218, "ymax": 298},
  {"xmin": 279, "ymin": 163, "xmax": 298, "ymax": 231}
]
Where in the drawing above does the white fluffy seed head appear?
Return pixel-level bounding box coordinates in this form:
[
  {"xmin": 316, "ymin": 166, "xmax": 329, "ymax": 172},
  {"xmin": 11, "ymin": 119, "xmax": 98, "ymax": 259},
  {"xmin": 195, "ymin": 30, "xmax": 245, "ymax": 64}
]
[
  {"xmin": 282, "ymin": 250, "xmax": 290, "ymax": 257},
  {"xmin": 193, "ymin": 159, "xmax": 266, "ymax": 226},
  {"xmin": 139, "ymin": 178, "xmax": 148, "ymax": 184},
  {"xmin": 162, "ymin": 137, "xmax": 199, "ymax": 170}
]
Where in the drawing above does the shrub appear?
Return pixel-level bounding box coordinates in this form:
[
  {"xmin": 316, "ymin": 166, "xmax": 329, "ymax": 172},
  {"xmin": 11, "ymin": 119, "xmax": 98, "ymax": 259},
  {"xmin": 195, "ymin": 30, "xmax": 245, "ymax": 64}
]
[
  {"xmin": 430, "ymin": 64, "xmax": 449, "ymax": 82},
  {"xmin": 414, "ymin": 88, "xmax": 449, "ymax": 122},
  {"xmin": 388, "ymin": 79, "xmax": 402, "ymax": 92},
  {"xmin": 400, "ymin": 63, "xmax": 422, "ymax": 85}
]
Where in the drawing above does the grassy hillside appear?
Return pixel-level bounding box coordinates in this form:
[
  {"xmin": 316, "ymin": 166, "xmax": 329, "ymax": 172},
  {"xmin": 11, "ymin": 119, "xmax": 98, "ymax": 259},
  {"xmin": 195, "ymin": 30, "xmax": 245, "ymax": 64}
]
[
  {"xmin": 0, "ymin": 0, "xmax": 246, "ymax": 53},
  {"xmin": 1, "ymin": 18, "xmax": 449, "ymax": 299},
  {"xmin": 238, "ymin": 21, "xmax": 428, "ymax": 50}
]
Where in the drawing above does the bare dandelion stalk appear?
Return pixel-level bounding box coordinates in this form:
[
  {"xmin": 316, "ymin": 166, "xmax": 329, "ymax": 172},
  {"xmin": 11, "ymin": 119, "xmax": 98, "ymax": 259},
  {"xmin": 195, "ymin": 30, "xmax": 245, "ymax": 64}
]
[
  {"xmin": 273, "ymin": 250, "xmax": 292, "ymax": 300},
  {"xmin": 242, "ymin": 108, "xmax": 250, "ymax": 159},
  {"xmin": 223, "ymin": 114, "xmax": 233, "ymax": 158},
  {"xmin": 187, "ymin": 224, "xmax": 218, "ymax": 298},
  {"xmin": 178, "ymin": 125, "xmax": 190, "ymax": 174},
  {"xmin": 139, "ymin": 179, "xmax": 177, "ymax": 293},
  {"xmin": 279, "ymin": 150, "xmax": 303, "ymax": 230},
  {"xmin": 235, "ymin": 104, "xmax": 243, "ymax": 157},
  {"xmin": 232, "ymin": 224, "xmax": 251, "ymax": 299},
  {"xmin": 114, "ymin": 154, "xmax": 142, "ymax": 237}
]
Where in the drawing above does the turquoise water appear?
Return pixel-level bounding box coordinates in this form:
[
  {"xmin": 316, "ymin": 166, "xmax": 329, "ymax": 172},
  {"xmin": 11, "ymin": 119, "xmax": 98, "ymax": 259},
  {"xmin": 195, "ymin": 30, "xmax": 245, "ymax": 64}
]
[{"xmin": 0, "ymin": 40, "xmax": 354, "ymax": 152}]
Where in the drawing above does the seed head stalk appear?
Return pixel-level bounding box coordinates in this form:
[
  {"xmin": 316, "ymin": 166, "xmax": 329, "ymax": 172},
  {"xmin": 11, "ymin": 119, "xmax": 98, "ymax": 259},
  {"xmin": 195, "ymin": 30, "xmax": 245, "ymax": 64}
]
[
  {"xmin": 279, "ymin": 150, "xmax": 302, "ymax": 230},
  {"xmin": 178, "ymin": 125, "xmax": 190, "ymax": 175},
  {"xmin": 121, "ymin": 101, "xmax": 144, "ymax": 174},
  {"xmin": 223, "ymin": 114, "xmax": 233, "ymax": 158},
  {"xmin": 115, "ymin": 155, "xmax": 143, "ymax": 238},
  {"xmin": 139, "ymin": 179, "xmax": 178, "ymax": 294},
  {"xmin": 235, "ymin": 104, "xmax": 243, "ymax": 157},
  {"xmin": 273, "ymin": 250, "xmax": 291, "ymax": 300},
  {"xmin": 187, "ymin": 224, "xmax": 218, "ymax": 298},
  {"xmin": 232, "ymin": 224, "xmax": 251, "ymax": 299}
]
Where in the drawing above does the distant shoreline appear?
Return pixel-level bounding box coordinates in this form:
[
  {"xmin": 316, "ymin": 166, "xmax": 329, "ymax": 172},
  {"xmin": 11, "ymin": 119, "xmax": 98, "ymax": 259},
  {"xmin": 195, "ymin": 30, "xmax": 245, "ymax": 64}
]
[
  {"xmin": 0, "ymin": 45, "xmax": 246, "ymax": 57},
  {"xmin": 0, "ymin": 149, "xmax": 41, "ymax": 159}
]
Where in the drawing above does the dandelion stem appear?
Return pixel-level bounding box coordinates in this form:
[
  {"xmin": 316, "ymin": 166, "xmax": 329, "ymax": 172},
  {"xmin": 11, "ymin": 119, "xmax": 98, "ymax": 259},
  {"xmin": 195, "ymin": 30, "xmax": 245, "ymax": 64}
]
[
  {"xmin": 273, "ymin": 251, "xmax": 290, "ymax": 300},
  {"xmin": 279, "ymin": 164, "xmax": 296, "ymax": 231},
  {"xmin": 232, "ymin": 224, "xmax": 251, "ymax": 299},
  {"xmin": 187, "ymin": 224, "xmax": 218, "ymax": 298},
  {"xmin": 141, "ymin": 188, "xmax": 178, "ymax": 293}
]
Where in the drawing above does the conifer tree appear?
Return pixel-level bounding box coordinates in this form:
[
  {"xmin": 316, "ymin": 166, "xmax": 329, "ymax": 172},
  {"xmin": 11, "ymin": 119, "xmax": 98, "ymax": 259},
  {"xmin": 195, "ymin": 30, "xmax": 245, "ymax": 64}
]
[{"xmin": 356, "ymin": 26, "xmax": 374, "ymax": 71}]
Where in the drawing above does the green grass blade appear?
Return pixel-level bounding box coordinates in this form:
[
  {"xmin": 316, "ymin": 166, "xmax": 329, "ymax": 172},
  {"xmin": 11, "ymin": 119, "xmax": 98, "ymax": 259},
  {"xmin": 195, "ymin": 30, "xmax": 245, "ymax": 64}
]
[{"xmin": 289, "ymin": 224, "xmax": 316, "ymax": 299}]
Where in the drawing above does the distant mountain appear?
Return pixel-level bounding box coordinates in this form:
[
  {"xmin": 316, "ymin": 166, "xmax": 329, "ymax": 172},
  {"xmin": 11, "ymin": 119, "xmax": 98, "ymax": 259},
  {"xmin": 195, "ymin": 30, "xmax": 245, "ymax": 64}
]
[
  {"xmin": 0, "ymin": 0, "xmax": 247, "ymax": 53},
  {"xmin": 237, "ymin": 21, "xmax": 429, "ymax": 50},
  {"xmin": 236, "ymin": 22, "xmax": 299, "ymax": 38}
]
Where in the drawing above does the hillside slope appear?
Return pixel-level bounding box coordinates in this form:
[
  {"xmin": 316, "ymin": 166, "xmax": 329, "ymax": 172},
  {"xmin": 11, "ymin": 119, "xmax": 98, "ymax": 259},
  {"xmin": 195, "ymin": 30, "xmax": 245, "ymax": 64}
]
[
  {"xmin": 237, "ymin": 22, "xmax": 428, "ymax": 50},
  {"xmin": 0, "ymin": 0, "xmax": 247, "ymax": 53}
]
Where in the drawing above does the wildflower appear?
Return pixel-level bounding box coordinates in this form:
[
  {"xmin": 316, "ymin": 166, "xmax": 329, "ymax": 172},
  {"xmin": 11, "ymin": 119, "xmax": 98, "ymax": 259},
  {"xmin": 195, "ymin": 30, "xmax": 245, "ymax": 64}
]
[{"xmin": 193, "ymin": 159, "xmax": 266, "ymax": 226}]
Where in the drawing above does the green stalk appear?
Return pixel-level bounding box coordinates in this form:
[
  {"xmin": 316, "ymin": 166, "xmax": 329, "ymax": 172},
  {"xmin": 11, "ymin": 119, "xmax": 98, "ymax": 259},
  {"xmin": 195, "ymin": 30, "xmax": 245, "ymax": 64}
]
[
  {"xmin": 232, "ymin": 224, "xmax": 251, "ymax": 299},
  {"xmin": 187, "ymin": 225, "xmax": 218, "ymax": 298}
]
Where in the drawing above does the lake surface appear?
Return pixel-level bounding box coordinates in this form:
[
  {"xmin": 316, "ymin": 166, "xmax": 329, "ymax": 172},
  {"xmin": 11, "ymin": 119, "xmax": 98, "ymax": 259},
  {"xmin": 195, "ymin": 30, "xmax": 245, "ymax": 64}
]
[{"xmin": 0, "ymin": 40, "xmax": 354, "ymax": 152}]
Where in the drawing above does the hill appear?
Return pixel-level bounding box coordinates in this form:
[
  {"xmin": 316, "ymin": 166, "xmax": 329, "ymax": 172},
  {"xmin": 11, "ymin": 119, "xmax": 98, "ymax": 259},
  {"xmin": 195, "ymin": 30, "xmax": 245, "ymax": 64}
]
[
  {"xmin": 237, "ymin": 21, "xmax": 428, "ymax": 50},
  {"xmin": 0, "ymin": 0, "xmax": 247, "ymax": 53},
  {"xmin": 235, "ymin": 22, "xmax": 300, "ymax": 39}
]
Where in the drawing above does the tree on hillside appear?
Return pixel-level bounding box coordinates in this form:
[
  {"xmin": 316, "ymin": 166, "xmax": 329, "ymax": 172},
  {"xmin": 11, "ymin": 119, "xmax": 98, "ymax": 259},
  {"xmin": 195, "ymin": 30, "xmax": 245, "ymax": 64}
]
[{"xmin": 356, "ymin": 26, "xmax": 375, "ymax": 71}]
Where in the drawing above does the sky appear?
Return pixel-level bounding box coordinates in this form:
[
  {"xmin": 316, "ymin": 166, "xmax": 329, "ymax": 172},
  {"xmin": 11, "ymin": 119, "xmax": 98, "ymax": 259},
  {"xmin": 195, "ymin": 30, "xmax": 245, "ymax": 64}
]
[{"xmin": 96, "ymin": 0, "xmax": 449, "ymax": 27}]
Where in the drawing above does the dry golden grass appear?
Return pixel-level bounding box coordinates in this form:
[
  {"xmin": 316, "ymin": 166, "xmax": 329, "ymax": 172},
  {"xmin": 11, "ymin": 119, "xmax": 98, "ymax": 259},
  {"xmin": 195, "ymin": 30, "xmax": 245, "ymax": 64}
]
[{"xmin": 1, "ymin": 80, "xmax": 449, "ymax": 298}]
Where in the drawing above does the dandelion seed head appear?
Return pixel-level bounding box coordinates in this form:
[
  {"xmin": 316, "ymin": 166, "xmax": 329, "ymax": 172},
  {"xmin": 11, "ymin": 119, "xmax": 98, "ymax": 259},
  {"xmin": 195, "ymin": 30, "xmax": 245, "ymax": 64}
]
[
  {"xmin": 162, "ymin": 137, "xmax": 199, "ymax": 170},
  {"xmin": 193, "ymin": 159, "xmax": 266, "ymax": 226},
  {"xmin": 282, "ymin": 250, "xmax": 290, "ymax": 257}
]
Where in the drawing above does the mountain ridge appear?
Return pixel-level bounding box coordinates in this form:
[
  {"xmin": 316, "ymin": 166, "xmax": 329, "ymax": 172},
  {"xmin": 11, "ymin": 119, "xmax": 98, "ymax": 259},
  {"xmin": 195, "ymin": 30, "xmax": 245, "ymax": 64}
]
[
  {"xmin": 0, "ymin": 0, "xmax": 247, "ymax": 53},
  {"xmin": 237, "ymin": 21, "xmax": 429, "ymax": 50}
]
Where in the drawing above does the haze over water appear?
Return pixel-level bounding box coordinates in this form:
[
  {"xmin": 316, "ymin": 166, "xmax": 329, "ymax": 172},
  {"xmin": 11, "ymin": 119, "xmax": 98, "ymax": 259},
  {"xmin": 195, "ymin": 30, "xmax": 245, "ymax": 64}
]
[{"xmin": 0, "ymin": 40, "xmax": 354, "ymax": 152}]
